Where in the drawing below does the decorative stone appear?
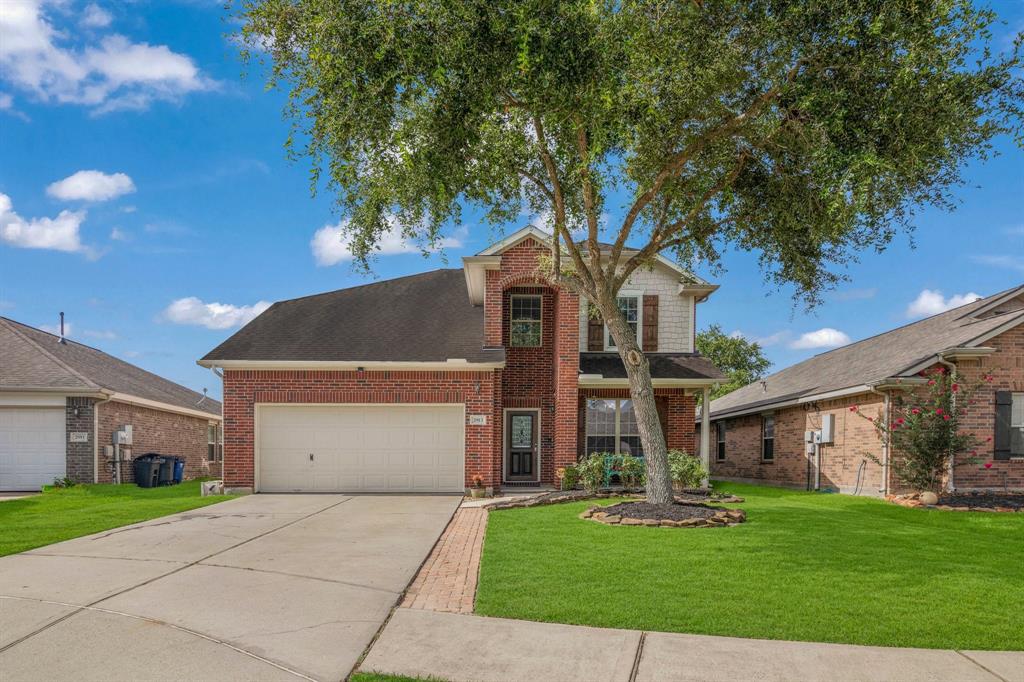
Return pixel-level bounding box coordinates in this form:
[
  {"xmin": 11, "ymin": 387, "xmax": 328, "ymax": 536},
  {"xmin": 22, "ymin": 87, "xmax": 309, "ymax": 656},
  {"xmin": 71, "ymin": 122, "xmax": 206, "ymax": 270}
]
[
  {"xmin": 603, "ymin": 515, "xmax": 621, "ymax": 524},
  {"xmin": 919, "ymin": 491, "xmax": 939, "ymax": 505},
  {"xmin": 660, "ymin": 520, "xmax": 679, "ymax": 528},
  {"xmin": 592, "ymin": 512, "xmax": 607, "ymax": 520},
  {"xmin": 580, "ymin": 510, "xmax": 593, "ymax": 519},
  {"xmin": 620, "ymin": 517, "xmax": 643, "ymax": 526},
  {"xmin": 642, "ymin": 519, "xmax": 660, "ymax": 527}
]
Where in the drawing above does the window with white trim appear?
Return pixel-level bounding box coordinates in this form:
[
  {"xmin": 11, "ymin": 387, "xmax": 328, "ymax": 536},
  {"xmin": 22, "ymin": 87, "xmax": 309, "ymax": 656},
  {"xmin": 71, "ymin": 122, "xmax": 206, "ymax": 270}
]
[
  {"xmin": 510, "ymin": 295, "xmax": 542, "ymax": 347},
  {"xmin": 1012, "ymin": 393, "xmax": 1024, "ymax": 455},
  {"xmin": 584, "ymin": 398, "xmax": 643, "ymax": 456},
  {"xmin": 716, "ymin": 421, "xmax": 726, "ymax": 461},
  {"xmin": 605, "ymin": 294, "xmax": 641, "ymax": 350},
  {"xmin": 208, "ymin": 423, "xmax": 223, "ymax": 462}
]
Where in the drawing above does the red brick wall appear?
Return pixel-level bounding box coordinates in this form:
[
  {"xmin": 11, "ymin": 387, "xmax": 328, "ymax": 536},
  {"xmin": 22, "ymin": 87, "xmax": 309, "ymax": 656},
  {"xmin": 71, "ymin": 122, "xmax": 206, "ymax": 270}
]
[
  {"xmin": 710, "ymin": 393, "xmax": 887, "ymax": 494},
  {"xmin": 221, "ymin": 369, "xmax": 499, "ymax": 489},
  {"xmin": 942, "ymin": 326, "xmax": 1024, "ymax": 490},
  {"xmin": 97, "ymin": 401, "xmax": 217, "ymax": 484}
]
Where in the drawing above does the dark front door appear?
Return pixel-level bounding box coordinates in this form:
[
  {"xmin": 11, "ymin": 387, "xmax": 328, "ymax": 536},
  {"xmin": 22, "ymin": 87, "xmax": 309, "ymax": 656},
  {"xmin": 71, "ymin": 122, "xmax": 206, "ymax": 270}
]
[{"xmin": 506, "ymin": 411, "xmax": 538, "ymax": 481}]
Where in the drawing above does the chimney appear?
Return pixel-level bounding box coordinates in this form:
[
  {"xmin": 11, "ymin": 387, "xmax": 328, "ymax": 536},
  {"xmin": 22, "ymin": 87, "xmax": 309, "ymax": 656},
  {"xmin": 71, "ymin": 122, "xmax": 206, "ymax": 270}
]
[{"xmin": 58, "ymin": 312, "xmax": 66, "ymax": 344}]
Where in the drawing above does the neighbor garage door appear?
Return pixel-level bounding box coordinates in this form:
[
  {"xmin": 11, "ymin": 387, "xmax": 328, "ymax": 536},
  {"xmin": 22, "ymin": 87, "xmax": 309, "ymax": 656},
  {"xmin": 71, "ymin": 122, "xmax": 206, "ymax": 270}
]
[
  {"xmin": 257, "ymin": 405, "xmax": 465, "ymax": 493},
  {"xmin": 0, "ymin": 408, "xmax": 67, "ymax": 491}
]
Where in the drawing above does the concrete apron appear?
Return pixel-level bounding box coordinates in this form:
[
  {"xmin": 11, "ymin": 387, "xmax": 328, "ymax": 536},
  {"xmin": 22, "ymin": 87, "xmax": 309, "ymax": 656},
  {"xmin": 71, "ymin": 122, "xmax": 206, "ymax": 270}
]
[
  {"xmin": 360, "ymin": 609, "xmax": 1024, "ymax": 682},
  {"xmin": 0, "ymin": 493, "xmax": 461, "ymax": 682}
]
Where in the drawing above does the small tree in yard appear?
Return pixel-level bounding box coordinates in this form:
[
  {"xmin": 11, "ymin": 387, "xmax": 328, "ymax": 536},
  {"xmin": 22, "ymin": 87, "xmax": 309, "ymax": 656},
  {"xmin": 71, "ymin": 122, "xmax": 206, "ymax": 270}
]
[
  {"xmin": 854, "ymin": 370, "xmax": 990, "ymax": 494},
  {"xmin": 236, "ymin": 1, "xmax": 1022, "ymax": 504},
  {"xmin": 696, "ymin": 325, "xmax": 771, "ymax": 401}
]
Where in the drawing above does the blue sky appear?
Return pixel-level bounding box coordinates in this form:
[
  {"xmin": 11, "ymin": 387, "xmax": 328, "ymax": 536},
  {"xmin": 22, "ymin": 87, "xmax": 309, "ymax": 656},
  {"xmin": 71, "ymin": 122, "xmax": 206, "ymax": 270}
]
[{"xmin": 2, "ymin": 1, "xmax": 1023, "ymax": 401}]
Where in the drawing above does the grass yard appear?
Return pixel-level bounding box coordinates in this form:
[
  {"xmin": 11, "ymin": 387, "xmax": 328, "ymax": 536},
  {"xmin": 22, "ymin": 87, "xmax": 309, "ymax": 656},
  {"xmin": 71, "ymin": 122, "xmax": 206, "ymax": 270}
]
[
  {"xmin": 0, "ymin": 480, "xmax": 234, "ymax": 557},
  {"xmin": 476, "ymin": 482, "xmax": 1024, "ymax": 650}
]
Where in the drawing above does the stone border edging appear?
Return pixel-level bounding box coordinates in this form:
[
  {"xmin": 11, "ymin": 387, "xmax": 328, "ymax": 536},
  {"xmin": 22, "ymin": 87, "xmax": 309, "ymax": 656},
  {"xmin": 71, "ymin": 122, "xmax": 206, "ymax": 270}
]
[
  {"xmin": 887, "ymin": 493, "xmax": 1024, "ymax": 513},
  {"xmin": 580, "ymin": 502, "xmax": 747, "ymax": 528},
  {"xmin": 484, "ymin": 489, "xmax": 744, "ymax": 511}
]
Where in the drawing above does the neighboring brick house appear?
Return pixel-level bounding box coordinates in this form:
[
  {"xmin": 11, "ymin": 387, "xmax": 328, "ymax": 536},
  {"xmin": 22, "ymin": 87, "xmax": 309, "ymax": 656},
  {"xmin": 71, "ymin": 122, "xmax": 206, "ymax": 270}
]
[
  {"xmin": 0, "ymin": 317, "xmax": 223, "ymax": 490},
  {"xmin": 700, "ymin": 285, "xmax": 1024, "ymax": 495},
  {"xmin": 200, "ymin": 226, "xmax": 724, "ymax": 494}
]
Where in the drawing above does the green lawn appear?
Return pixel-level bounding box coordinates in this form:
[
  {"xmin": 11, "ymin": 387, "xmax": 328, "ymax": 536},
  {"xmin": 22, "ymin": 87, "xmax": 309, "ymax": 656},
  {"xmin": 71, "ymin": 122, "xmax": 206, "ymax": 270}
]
[
  {"xmin": 476, "ymin": 482, "xmax": 1024, "ymax": 650},
  {"xmin": 0, "ymin": 480, "xmax": 234, "ymax": 557},
  {"xmin": 351, "ymin": 675, "xmax": 445, "ymax": 682}
]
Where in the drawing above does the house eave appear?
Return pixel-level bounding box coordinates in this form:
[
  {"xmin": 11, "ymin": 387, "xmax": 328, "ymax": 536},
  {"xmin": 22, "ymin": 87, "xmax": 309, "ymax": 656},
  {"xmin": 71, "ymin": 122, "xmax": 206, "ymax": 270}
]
[
  {"xmin": 199, "ymin": 359, "xmax": 505, "ymax": 372},
  {"xmin": 579, "ymin": 376, "xmax": 717, "ymax": 389},
  {"xmin": 706, "ymin": 379, "xmax": 925, "ymax": 422}
]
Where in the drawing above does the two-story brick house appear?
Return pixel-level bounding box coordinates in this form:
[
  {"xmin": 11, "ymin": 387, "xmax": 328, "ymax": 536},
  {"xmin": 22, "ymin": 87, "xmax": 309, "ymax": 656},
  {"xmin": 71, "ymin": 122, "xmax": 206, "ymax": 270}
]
[{"xmin": 200, "ymin": 227, "xmax": 724, "ymax": 493}]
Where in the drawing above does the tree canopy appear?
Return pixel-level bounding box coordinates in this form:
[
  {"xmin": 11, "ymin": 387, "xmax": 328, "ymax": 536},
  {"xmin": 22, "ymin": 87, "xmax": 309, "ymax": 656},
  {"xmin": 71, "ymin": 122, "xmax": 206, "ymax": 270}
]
[{"xmin": 696, "ymin": 325, "xmax": 772, "ymax": 401}]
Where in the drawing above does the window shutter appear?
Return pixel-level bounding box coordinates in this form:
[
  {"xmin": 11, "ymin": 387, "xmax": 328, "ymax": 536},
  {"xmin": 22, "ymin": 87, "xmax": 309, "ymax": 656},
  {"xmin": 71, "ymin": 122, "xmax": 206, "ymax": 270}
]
[
  {"xmin": 994, "ymin": 391, "xmax": 1012, "ymax": 460},
  {"xmin": 587, "ymin": 302, "xmax": 604, "ymax": 351},
  {"xmin": 642, "ymin": 295, "xmax": 658, "ymax": 352}
]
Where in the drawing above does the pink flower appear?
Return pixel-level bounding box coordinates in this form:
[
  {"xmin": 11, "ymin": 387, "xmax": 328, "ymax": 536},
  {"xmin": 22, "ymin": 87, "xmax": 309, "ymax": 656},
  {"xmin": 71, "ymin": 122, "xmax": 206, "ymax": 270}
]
[
  {"xmin": 943, "ymin": 414, "xmax": 951, "ymax": 421},
  {"xmin": 911, "ymin": 408, "xmax": 921, "ymax": 415},
  {"xmin": 935, "ymin": 408, "xmax": 944, "ymax": 415},
  {"xmin": 951, "ymin": 383, "xmax": 959, "ymax": 393},
  {"xmin": 984, "ymin": 462, "xmax": 993, "ymax": 469},
  {"xmin": 850, "ymin": 406, "xmax": 858, "ymax": 412},
  {"xmin": 927, "ymin": 380, "xmax": 936, "ymax": 386},
  {"xmin": 985, "ymin": 375, "xmax": 994, "ymax": 383},
  {"xmin": 986, "ymin": 436, "xmax": 993, "ymax": 442},
  {"xmin": 867, "ymin": 416, "xmax": 874, "ymax": 422},
  {"xmin": 896, "ymin": 418, "xmax": 905, "ymax": 425}
]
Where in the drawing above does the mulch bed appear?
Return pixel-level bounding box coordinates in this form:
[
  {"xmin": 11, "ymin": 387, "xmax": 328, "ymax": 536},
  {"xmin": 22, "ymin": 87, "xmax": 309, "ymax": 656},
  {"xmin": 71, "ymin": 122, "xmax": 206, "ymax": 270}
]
[
  {"xmin": 485, "ymin": 488, "xmax": 744, "ymax": 511},
  {"xmin": 581, "ymin": 500, "xmax": 746, "ymax": 528},
  {"xmin": 936, "ymin": 492, "xmax": 1024, "ymax": 512}
]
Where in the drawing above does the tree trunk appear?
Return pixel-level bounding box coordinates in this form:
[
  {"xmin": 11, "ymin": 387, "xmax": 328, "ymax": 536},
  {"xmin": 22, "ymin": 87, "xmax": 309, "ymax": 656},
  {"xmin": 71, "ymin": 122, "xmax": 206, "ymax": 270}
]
[{"xmin": 601, "ymin": 302, "xmax": 674, "ymax": 505}]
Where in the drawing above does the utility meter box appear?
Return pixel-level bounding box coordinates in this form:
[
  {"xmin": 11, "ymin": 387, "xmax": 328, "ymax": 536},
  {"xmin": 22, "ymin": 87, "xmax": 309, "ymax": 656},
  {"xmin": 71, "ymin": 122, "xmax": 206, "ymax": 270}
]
[
  {"xmin": 113, "ymin": 425, "xmax": 133, "ymax": 446},
  {"xmin": 820, "ymin": 414, "xmax": 836, "ymax": 444}
]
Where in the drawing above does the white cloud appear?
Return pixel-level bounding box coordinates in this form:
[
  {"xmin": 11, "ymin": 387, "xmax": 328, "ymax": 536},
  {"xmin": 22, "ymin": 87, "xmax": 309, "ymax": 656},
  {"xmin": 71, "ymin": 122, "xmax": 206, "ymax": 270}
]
[
  {"xmin": 83, "ymin": 329, "xmax": 116, "ymax": 340},
  {"xmin": 755, "ymin": 330, "xmax": 791, "ymax": 347},
  {"xmin": 0, "ymin": 191, "xmax": 93, "ymax": 255},
  {"xmin": 40, "ymin": 321, "xmax": 71, "ymax": 337},
  {"xmin": 47, "ymin": 170, "xmax": 135, "ymax": 202},
  {"xmin": 311, "ymin": 218, "xmax": 463, "ymax": 267},
  {"xmin": 80, "ymin": 3, "xmax": 112, "ymax": 29},
  {"xmin": 0, "ymin": 92, "xmax": 12, "ymax": 109},
  {"xmin": 0, "ymin": 1, "xmax": 214, "ymax": 113},
  {"xmin": 789, "ymin": 328, "xmax": 851, "ymax": 350},
  {"xmin": 163, "ymin": 297, "xmax": 271, "ymax": 330},
  {"xmin": 109, "ymin": 227, "xmax": 129, "ymax": 241},
  {"xmin": 906, "ymin": 289, "xmax": 982, "ymax": 318},
  {"xmin": 970, "ymin": 255, "xmax": 1024, "ymax": 273}
]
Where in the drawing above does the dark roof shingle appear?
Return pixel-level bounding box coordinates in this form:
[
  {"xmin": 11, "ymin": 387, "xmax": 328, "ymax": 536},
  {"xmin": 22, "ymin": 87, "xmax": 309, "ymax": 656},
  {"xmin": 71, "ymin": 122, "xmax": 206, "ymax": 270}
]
[
  {"xmin": 201, "ymin": 269, "xmax": 504, "ymax": 364},
  {"xmin": 581, "ymin": 353, "xmax": 726, "ymax": 381}
]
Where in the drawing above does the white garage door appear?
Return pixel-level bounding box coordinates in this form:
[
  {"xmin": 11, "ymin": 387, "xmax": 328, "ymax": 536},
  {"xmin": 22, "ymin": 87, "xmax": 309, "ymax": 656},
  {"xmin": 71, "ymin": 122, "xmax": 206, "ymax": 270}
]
[
  {"xmin": 257, "ymin": 405, "xmax": 465, "ymax": 493},
  {"xmin": 0, "ymin": 408, "xmax": 67, "ymax": 491}
]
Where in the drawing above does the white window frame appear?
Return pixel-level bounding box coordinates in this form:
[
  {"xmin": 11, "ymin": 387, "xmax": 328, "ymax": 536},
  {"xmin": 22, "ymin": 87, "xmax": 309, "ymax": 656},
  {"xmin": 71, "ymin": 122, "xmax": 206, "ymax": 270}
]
[
  {"xmin": 584, "ymin": 398, "xmax": 643, "ymax": 457},
  {"xmin": 208, "ymin": 422, "xmax": 223, "ymax": 462},
  {"xmin": 1012, "ymin": 393, "xmax": 1024, "ymax": 456},
  {"xmin": 604, "ymin": 290, "xmax": 643, "ymax": 351},
  {"xmin": 509, "ymin": 294, "xmax": 543, "ymax": 348}
]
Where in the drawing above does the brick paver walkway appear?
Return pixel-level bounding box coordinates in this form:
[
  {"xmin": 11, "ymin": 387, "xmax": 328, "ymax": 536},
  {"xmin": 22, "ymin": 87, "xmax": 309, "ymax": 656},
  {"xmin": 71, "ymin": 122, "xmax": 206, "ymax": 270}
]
[{"xmin": 401, "ymin": 506, "xmax": 487, "ymax": 613}]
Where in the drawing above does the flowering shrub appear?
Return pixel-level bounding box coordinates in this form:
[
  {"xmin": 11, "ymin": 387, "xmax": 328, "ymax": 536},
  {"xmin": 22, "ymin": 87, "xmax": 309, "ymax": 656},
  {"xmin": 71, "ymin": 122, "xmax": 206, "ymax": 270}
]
[
  {"xmin": 854, "ymin": 368, "xmax": 983, "ymax": 493},
  {"xmin": 667, "ymin": 449, "xmax": 707, "ymax": 489}
]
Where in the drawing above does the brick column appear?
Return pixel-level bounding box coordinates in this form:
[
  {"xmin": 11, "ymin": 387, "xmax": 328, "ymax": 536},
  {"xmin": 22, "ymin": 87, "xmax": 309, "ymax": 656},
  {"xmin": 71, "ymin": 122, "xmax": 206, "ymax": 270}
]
[{"xmin": 552, "ymin": 288, "xmax": 580, "ymax": 478}]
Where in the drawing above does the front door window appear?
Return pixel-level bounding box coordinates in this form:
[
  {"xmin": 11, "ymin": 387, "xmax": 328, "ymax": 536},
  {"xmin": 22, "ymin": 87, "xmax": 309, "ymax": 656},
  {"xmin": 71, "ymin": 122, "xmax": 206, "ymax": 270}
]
[{"xmin": 507, "ymin": 412, "xmax": 537, "ymax": 480}]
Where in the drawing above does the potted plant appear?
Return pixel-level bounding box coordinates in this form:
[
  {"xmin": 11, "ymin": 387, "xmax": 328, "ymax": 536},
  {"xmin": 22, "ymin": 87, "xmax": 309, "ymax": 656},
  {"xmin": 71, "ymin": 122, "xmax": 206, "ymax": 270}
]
[{"xmin": 469, "ymin": 474, "xmax": 486, "ymax": 498}]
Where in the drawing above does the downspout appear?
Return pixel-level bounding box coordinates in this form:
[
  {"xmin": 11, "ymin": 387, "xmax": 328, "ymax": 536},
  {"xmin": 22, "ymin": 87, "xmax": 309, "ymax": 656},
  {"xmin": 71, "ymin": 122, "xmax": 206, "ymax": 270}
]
[
  {"xmin": 936, "ymin": 354, "xmax": 958, "ymax": 493},
  {"xmin": 867, "ymin": 386, "xmax": 891, "ymax": 496},
  {"xmin": 92, "ymin": 393, "xmax": 113, "ymax": 484}
]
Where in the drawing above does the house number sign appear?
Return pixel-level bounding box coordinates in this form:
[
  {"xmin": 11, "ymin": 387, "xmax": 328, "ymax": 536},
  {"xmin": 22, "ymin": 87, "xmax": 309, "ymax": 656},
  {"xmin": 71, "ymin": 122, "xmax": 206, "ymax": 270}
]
[
  {"xmin": 69, "ymin": 432, "xmax": 89, "ymax": 443},
  {"xmin": 468, "ymin": 414, "xmax": 488, "ymax": 426}
]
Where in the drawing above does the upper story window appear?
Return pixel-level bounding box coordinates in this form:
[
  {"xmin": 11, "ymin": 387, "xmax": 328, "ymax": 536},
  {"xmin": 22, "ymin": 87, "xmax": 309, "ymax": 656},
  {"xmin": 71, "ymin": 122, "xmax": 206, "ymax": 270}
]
[
  {"xmin": 761, "ymin": 414, "xmax": 775, "ymax": 462},
  {"xmin": 510, "ymin": 295, "xmax": 542, "ymax": 347},
  {"xmin": 605, "ymin": 293, "xmax": 641, "ymax": 350},
  {"xmin": 716, "ymin": 421, "xmax": 726, "ymax": 461}
]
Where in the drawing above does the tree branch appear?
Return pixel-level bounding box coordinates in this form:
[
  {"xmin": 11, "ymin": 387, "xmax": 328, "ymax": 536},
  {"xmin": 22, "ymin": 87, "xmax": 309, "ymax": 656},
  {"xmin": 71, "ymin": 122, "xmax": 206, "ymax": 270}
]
[{"xmin": 573, "ymin": 117, "xmax": 606, "ymax": 292}]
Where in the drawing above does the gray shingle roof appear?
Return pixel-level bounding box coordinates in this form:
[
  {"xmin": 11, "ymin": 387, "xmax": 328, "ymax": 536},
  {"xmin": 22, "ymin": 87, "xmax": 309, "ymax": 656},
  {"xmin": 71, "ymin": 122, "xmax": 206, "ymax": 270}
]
[
  {"xmin": 709, "ymin": 285, "xmax": 1024, "ymax": 419},
  {"xmin": 0, "ymin": 317, "xmax": 221, "ymax": 417},
  {"xmin": 201, "ymin": 269, "xmax": 505, "ymax": 364},
  {"xmin": 581, "ymin": 353, "xmax": 726, "ymax": 381}
]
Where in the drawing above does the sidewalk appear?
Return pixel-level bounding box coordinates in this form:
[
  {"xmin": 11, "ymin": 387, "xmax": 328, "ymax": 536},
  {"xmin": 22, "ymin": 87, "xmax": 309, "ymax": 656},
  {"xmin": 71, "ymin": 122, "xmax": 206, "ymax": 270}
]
[{"xmin": 359, "ymin": 609, "xmax": 1023, "ymax": 682}]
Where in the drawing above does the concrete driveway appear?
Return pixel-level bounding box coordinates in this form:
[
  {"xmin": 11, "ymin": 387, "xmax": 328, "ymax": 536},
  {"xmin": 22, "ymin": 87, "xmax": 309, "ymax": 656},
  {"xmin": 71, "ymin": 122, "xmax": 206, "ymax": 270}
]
[{"xmin": 0, "ymin": 494, "xmax": 460, "ymax": 682}]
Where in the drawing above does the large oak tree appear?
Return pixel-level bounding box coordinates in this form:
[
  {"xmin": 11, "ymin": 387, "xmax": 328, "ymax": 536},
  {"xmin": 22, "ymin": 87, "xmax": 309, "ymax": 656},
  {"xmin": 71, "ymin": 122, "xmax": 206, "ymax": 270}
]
[{"xmin": 237, "ymin": 0, "xmax": 1022, "ymax": 503}]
